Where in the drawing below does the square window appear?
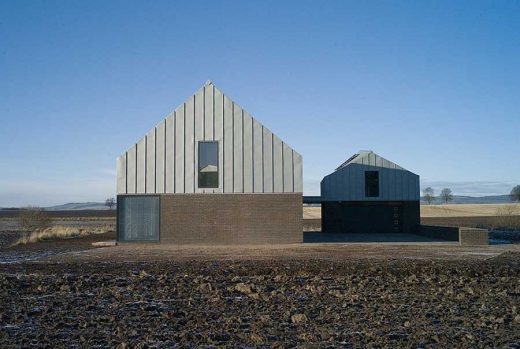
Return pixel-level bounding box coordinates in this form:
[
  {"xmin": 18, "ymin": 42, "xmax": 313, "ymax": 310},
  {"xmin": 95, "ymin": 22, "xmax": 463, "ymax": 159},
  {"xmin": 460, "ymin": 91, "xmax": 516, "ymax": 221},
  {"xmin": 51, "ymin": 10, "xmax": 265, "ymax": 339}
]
[
  {"xmin": 198, "ymin": 141, "xmax": 218, "ymax": 188},
  {"xmin": 365, "ymin": 171, "xmax": 379, "ymax": 197}
]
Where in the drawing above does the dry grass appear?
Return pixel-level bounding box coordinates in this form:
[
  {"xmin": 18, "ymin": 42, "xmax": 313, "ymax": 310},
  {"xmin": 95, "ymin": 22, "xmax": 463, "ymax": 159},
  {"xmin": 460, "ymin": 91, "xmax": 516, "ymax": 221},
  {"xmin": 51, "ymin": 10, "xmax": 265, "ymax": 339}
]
[
  {"xmin": 493, "ymin": 205, "xmax": 520, "ymax": 230},
  {"xmin": 13, "ymin": 225, "xmax": 114, "ymax": 246},
  {"xmin": 305, "ymin": 204, "xmax": 520, "ymax": 219},
  {"xmin": 303, "ymin": 206, "xmax": 321, "ymax": 219},
  {"xmin": 421, "ymin": 204, "xmax": 520, "ymax": 217}
]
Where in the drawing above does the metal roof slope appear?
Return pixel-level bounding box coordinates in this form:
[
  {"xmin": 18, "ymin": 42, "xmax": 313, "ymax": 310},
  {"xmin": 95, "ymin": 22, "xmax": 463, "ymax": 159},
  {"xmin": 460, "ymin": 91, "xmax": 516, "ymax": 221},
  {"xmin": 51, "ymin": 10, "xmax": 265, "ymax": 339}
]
[
  {"xmin": 116, "ymin": 80, "xmax": 304, "ymax": 194},
  {"xmin": 120, "ymin": 80, "xmax": 302, "ymax": 160},
  {"xmin": 334, "ymin": 150, "xmax": 406, "ymax": 172}
]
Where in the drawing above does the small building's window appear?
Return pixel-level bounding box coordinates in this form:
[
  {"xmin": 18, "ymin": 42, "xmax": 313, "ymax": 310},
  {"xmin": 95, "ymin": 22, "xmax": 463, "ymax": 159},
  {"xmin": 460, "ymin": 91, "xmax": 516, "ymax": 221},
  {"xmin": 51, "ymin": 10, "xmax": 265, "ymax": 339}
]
[
  {"xmin": 365, "ymin": 171, "xmax": 379, "ymax": 197},
  {"xmin": 198, "ymin": 141, "xmax": 218, "ymax": 188}
]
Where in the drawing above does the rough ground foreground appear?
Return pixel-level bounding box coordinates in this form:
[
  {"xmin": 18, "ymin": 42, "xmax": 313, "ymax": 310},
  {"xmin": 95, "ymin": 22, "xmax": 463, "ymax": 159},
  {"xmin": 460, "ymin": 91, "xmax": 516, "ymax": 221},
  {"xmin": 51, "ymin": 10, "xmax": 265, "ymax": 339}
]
[{"xmin": 2, "ymin": 252, "xmax": 520, "ymax": 348}]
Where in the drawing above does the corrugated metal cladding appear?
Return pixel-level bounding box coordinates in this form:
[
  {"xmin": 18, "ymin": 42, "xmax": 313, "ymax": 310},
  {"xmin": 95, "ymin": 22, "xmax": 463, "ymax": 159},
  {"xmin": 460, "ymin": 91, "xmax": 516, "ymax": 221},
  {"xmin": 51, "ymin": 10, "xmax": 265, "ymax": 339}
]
[
  {"xmin": 116, "ymin": 81, "xmax": 303, "ymax": 194},
  {"xmin": 321, "ymin": 151, "xmax": 420, "ymax": 201}
]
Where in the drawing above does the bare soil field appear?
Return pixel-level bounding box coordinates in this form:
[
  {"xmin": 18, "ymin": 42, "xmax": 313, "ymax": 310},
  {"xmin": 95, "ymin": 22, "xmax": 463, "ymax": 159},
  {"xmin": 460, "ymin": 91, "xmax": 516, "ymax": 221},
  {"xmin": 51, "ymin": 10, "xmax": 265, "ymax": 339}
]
[
  {"xmin": 1, "ymin": 251, "xmax": 520, "ymax": 347},
  {"xmin": 0, "ymin": 218, "xmax": 115, "ymax": 264},
  {"xmin": 1, "ymin": 213, "xmax": 520, "ymax": 347}
]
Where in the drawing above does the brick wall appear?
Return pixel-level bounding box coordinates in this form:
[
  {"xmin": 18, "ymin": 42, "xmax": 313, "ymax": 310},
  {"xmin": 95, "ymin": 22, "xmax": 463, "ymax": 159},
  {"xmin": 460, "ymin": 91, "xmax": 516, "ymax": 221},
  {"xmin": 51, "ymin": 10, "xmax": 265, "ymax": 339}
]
[
  {"xmin": 160, "ymin": 193, "xmax": 302, "ymax": 244},
  {"xmin": 459, "ymin": 228, "xmax": 489, "ymax": 246},
  {"xmin": 419, "ymin": 225, "xmax": 489, "ymax": 245}
]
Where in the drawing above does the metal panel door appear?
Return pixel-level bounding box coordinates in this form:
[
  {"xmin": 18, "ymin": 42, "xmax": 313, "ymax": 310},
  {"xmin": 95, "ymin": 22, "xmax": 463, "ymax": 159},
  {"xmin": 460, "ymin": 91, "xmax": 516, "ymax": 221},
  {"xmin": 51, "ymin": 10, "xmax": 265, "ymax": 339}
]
[
  {"xmin": 392, "ymin": 204, "xmax": 403, "ymax": 233},
  {"xmin": 118, "ymin": 196, "xmax": 160, "ymax": 241}
]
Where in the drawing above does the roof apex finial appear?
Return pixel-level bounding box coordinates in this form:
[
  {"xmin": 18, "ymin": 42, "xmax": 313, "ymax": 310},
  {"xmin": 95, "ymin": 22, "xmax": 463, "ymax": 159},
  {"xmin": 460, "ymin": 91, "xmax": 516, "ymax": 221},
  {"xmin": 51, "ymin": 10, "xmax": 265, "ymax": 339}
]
[{"xmin": 204, "ymin": 80, "xmax": 213, "ymax": 86}]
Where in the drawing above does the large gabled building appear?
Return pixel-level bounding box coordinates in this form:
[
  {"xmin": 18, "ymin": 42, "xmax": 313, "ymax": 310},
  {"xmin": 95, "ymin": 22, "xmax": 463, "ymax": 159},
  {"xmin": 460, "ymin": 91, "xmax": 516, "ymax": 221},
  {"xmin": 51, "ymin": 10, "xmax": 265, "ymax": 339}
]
[
  {"xmin": 116, "ymin": 81, "xmax": 303, "ymax": 244},
  {"xmin": 320, "ymin": 151, "xmax": 420, "ymax": 234}
]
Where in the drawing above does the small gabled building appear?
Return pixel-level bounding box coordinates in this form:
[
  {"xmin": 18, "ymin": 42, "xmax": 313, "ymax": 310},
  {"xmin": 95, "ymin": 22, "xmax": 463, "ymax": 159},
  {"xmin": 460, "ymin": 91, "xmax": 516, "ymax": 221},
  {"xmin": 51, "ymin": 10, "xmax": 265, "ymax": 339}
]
[
  {"xmin": 116, "ymin": 81, "xmax": 303, "ymax": 244},
  {"xmin": 320, "ymin": 151, "xmax": 420, "ymax": 234}
]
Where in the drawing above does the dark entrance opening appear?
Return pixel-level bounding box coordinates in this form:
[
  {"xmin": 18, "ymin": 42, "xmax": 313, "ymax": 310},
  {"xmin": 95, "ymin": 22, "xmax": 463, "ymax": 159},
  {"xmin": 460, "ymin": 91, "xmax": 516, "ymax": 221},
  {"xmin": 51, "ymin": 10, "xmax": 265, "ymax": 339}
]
[{"xmin": 321, "ymin": 201, "xmax": 419, "ymax": 234}]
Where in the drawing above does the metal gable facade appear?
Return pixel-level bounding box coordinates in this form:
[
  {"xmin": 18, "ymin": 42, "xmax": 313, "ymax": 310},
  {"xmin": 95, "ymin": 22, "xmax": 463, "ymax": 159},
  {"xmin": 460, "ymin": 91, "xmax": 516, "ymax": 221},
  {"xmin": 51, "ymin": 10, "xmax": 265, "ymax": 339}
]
[
  {"xmin": 321, "ymin": 151, "xmax": 420, "ymax": 202},
  {"xmin": 116, "ymin": 81, "xmax": 303, "ymax": 195}
]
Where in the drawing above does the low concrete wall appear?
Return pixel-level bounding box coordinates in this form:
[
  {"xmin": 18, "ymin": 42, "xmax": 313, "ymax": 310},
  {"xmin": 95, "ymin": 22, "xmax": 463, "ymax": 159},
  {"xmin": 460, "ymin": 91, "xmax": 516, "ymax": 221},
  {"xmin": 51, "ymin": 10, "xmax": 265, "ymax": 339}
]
[{"xmin": 419, "ymin": 225, "xmax": 489, "ymax": 246}]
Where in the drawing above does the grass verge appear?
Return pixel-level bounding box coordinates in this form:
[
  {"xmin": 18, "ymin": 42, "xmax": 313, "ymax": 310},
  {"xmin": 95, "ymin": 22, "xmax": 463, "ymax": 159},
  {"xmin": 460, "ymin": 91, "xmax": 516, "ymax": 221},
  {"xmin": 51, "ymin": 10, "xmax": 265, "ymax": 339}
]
[{"xmin": 13, "ymin": 225, "xmax": 114, "ymax": 246}]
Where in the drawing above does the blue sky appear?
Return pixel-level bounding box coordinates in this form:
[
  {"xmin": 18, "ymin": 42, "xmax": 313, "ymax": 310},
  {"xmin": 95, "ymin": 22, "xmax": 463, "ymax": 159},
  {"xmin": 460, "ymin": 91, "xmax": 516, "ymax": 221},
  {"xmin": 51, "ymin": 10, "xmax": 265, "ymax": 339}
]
[{"xmin": 1, "ymin": 1, "xmax": 519, "ymax": 206}]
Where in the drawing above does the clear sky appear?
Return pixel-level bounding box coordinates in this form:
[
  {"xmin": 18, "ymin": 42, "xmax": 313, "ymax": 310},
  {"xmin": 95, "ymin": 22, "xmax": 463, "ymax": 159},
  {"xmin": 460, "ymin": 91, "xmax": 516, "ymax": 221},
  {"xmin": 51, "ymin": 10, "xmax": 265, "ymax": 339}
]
[{"xmin": 1, "ymin": 1, "xmax": 519, "ymax": 206}]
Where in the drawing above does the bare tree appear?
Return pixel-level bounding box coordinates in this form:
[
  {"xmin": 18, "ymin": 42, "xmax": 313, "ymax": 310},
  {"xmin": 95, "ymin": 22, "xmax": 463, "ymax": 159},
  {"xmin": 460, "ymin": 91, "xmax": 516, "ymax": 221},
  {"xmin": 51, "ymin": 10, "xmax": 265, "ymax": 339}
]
[
  {"xmin": 105, "ymin": 198, "xmax": 116, "ymax": 210},
  {"xmin": 510, "ymin": 185, "xmax": 520, "ymax": 203},
  {"xmin": 18, "ymin": 206, "xmax": 51, "ymax": 232},
  {"xmin": 423, "ymin": 187, "xmax": 435, "ymax": 205},
  {"xmin": 440, "ymin": 188, "xmax": 453, "ymax": 204}
]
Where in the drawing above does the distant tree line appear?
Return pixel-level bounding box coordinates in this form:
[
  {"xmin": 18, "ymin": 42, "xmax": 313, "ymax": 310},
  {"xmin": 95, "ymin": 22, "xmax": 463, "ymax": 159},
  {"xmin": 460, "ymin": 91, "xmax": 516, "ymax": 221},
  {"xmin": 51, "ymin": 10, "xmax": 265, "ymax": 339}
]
[
  {"xmin": 422, "ymin": 187, "xmax": 453, "ymax": 205},
  {"xmin": 105, "ymin": 198, "xmax": 116, "ymax": 210},
  {"xmin": 422, "ymin": 185, "xmax": 520, "ymax": 205}
]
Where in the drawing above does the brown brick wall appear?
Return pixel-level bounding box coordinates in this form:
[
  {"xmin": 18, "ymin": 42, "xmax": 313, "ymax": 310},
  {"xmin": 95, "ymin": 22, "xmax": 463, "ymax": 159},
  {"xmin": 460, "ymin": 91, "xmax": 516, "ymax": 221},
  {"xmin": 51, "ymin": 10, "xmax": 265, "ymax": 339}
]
[
  {"xmin": 459, "ymin": 228, "xmax": 489, "ymax": 246},
  {"xmin": 160, "ymin": 193, "xmax": 302, "ymax": 244},
  {"xmin": 418, "ymin": 225, "xmax": 489, "ymax": 245}
]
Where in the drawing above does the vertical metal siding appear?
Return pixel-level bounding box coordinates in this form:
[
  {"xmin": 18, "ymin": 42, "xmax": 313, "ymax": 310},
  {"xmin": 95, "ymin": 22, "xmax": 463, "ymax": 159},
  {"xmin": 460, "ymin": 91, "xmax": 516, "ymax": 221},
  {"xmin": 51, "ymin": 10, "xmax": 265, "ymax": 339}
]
[
  {"xmin": 116, "ymin": 155, "xmax": 126, "ymax": 194},
  {"xmin": 174, "ymin": 105, "xmax": 184, "ymax": 193},
  {"xmin": 252, "ymin": 120, "xmax": 263, "ymax": 193},
  {"xmin": 321, "ymin": 152, "xmax": 420, "ymax": 202},
  {"xmin": 164, "ymin": 114, "xmax": 174, "ymax": 193},
  {"xmin": 223, "ymin": 95, "xmax": 234, "ymax": 192},
  {"xmin": 204, "ymin": 84, "xmax": 214, "ymax": 141},
  {"xmin": 243, "ymin": 111, "xmax": 253, "ymax": 193},
  {"xmin": 145, "ymin": 129, "xmax": 155, "ymax": 193},
  {"xmin": 116, "ymin": 82, "xmax": 303, "ymax": 195},
  {"xmin": 272, "ymin": 135, "xmax": 283, "ymax": 192},
  {"xmin": 155, "ymin": 121, "xmax": 165, "ymax": 193},
  {"xmin": 136, "ymin": 138, "xmax": 146, "ymax": 193},
  {"xmin": 262, "ymin": 127, "xmax": 273, "ymax": 193},
  {"xmin": 194, "ymin": 89, "xmax": 204, "ymax": 192},
  {"xmin": 214, "ymin": 87, "xmax": 224, "ymax": 193},
  {"xmin": 233, "ymin": 104, "xmax": 243, "ymax": 192},
  {"xmin": 283, "ymin": 143, "xmax": 293, "ymax": 192},
  {"xmin": 184, "ymin": 97, "xmax": 195, "ymax": 193},
  {"xmin": 293, "ymin": 152, "xmax": 303, "ymax": 192}
]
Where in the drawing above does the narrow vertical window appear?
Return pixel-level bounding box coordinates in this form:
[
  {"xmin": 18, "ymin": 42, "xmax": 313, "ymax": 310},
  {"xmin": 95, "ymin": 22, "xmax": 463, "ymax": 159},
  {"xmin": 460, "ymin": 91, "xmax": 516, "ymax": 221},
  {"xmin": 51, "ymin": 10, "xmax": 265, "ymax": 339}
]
[
  {"xmin": 198, "ymin": 141, "xmax": 218, "ymax": 188},
  {"xmin": 365, "ymin": 171, "xmax": 379, "ymax": 197}
]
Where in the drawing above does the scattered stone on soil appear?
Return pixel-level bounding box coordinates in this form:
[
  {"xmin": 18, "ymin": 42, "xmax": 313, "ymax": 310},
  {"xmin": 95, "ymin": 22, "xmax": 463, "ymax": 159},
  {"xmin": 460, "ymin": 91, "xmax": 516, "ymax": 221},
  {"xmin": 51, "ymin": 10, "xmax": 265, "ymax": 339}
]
[
  {"xmin": 91, "ymin": 240, "xmax": 117, "ymax": 247},
  {"xmin": 1, "ymin": 254, "xmax": 520, "ymax": 347}
]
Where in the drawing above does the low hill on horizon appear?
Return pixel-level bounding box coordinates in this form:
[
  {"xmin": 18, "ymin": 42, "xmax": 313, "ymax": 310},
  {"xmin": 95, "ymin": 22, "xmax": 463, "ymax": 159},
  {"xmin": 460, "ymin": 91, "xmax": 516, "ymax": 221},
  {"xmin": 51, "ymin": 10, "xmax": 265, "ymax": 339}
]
[
  {"xmin": 1, "ymin": 194, "xmax": 516, "ymax": 210},
  {"xmin": 421, "ymin": 194, "xmax": 512, "ymax": 205},
  {"xmin": 44, "ymin": 202, "xmax": 110, "ymax": 211}
]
